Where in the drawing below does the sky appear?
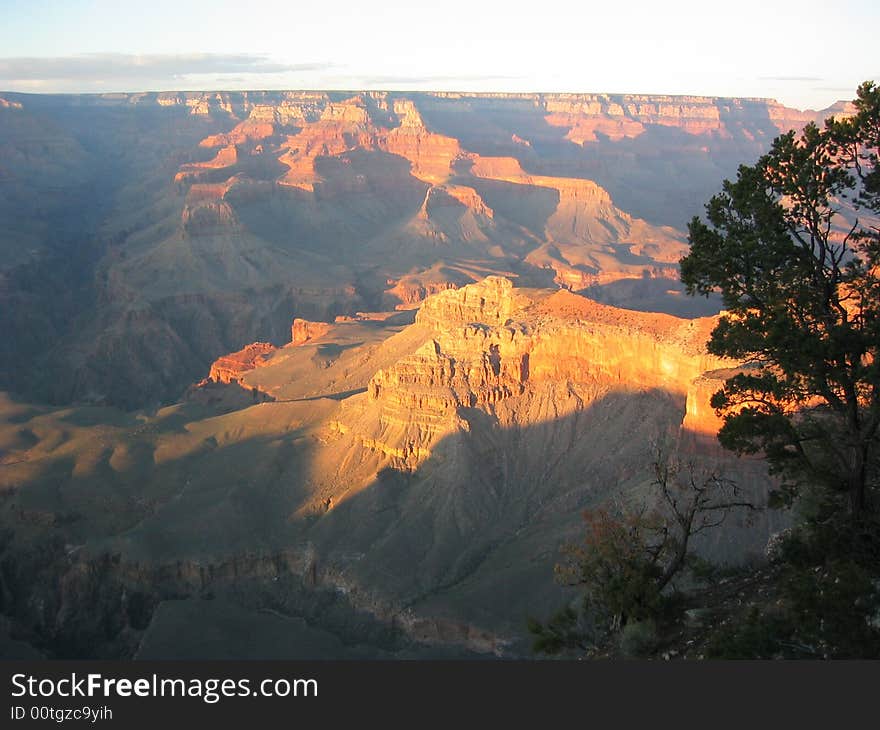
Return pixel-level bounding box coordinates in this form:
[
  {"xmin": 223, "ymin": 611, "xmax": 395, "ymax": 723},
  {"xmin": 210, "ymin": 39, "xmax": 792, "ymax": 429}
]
[{"xmin": 0, "ymin": 0, "xmax": 877, "ymax": 110}]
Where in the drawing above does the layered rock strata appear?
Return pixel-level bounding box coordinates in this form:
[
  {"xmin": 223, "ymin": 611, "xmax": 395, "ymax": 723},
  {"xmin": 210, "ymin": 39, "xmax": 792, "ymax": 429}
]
[{"xmin": 349, "ymin": 277, "xmax": 729, "ymax": 472}]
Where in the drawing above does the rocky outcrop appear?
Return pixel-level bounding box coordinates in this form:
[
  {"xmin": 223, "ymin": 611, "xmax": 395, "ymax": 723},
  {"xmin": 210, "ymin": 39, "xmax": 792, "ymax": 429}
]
[
  {"xmin": 199, "ymin": 120, "xmax": 276, "ymax": 149},
  {"xmin": 174, "ymin": 144, "xmax": 239, "ymax": 182},
  {"xmin": 180, "ymin": 180, "xmax": 240, "ymax": 233},
  {"xmin": 383, "ymin": 268, "xmax": 469, "ymax": 308},
  {"xmin": 359, "ymin": 279, "xmax": 731, "ymax": 471},
  {"xmin": 414, "ymin": 276, "xmax": 518, "ymax": 328},
  {"xmin": 466, "ymin": 153, "xmax": 687, "ymax": 267},
  {"xmin": 381, "ymin": 99, "xmax": 463, "ymax": 183},
  {"xmin": 275, "ymin": 96, "xmax": 376, "ymax": 190},
  {"xmin": 291, "ymin": 318, "xmax": 331, "ymax": 346},
  {"xmin": 539, "ymin": 93, "xmax": 827, "ymax": 141},
  {"xmin": 207, "ymin": 341, "xmax": 276, "ymax": 383},
  {"xmin": 415, "ymin": 184, "xmax": 494, "ymax": 224}
]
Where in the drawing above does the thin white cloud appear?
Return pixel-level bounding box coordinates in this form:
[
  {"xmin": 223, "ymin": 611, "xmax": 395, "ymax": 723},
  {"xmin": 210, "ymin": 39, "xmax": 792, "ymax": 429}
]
[{"xmin": 0, "ymin": 53, "xmax": 333, "ymax": 82}]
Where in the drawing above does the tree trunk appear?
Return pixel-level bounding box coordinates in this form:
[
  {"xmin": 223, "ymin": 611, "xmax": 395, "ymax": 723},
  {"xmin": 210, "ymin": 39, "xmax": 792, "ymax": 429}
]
[
  {"xmin": 849, "ymin": 443, "xmax": 868, "ymax": 520},
  {"xmin": 658, "ymin": 532, "xmax": 690, "ymax": 593}
]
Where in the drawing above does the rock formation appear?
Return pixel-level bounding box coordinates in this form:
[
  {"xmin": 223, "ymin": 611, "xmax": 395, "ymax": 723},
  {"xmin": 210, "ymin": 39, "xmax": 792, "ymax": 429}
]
[
  {"xmin": 291, "ymin": 318, "xmax": 332, "ymax": 345},
  {"xmin": 355, "ymin": 278, "xmax": 729, "ymax": 472},
  {"xmin": 207, "ymin": 341, "xmax": 276, "ymax": 383}
]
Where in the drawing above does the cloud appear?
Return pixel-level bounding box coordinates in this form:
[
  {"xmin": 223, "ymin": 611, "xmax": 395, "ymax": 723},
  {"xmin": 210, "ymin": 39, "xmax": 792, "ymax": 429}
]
[
  {"xmin": 0, "ymin": 53, "xmax": 333, "ymax": 83},
  {"xmin": 757, "ymin": 76, "xmax": 824, "ymax": 82},
  {"xmin": 0, "ymin": 55, "xmax": 525, "ymax": 94}
]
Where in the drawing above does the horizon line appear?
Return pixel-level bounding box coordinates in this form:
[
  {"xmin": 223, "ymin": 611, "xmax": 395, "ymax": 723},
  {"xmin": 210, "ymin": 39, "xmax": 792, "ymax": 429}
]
[{"xmin": 0, "ymin": 87, "xmax": 854, "ymax": 112}]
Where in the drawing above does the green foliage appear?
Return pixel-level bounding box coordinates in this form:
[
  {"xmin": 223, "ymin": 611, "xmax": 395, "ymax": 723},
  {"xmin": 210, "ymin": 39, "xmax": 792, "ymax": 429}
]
[
  {"xmin": 775, "ymin": 510, "xmax": 880, "ymax": 569},
  {"xmin": 529, "ymin": 454, "xmax": 754, "ymax": 655},
  {"xmin": 708, "ymin": 568, "xmax": 880, "ymax": 659},
  {"xmin": 686, "ymin": 554, "xmax": 743, "ymax": 584},
  {"xmin": 618, "ymin": 619, "xmax": 659, "ymax": 658},
  {"xmin": 526, "ymin": 606, "xmax": 587, "ymax": 655},
  {"xmin": 706, "ymin": 607, "xmax": 793, "ymax": 659},
  {"xmin": 708, "ymin": 517, "xmax": 880, "ymax": 658},
  {"xmin": 555, "ymin": 508, "xmax": 667, "ymax": 625},
  {"xmin": 680, "ymin": 81, "xmax": 880, "ymax": 521},
  {"xmin": 527, "ymin": 508, "xmax": 670, "ymax": 655},
  {"xmin": 782, "ymin": 559, "xmax": 878, "ymax": 654}
]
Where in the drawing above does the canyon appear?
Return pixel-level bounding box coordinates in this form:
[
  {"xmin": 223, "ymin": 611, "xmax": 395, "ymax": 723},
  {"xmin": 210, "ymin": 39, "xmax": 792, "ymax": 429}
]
[
  {"xmin": 0, "ymin": 89, "xmax": 839, "ymax": 658},
  {"xmin": 0, "ymin": 277, "xmax": 784, "ymax": 658},
  {"xmin": 0, "ymin": 90, "xmax": 845, "ymax": 408}
]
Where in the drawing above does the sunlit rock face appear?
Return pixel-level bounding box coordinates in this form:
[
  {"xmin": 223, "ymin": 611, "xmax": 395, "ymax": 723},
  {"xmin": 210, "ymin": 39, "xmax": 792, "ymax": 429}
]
[
  {"xmin": 290, "ymin": 318, "xmax": 332, "ymax": 346},
  {"xmin": 362, "ymin": 278, "xmax": 729, "ymax": 471},
  {"xmin": 206, "ymin": 341, "xmax": 276, "ymax": 384}
]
